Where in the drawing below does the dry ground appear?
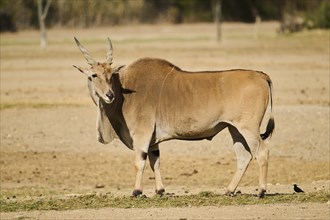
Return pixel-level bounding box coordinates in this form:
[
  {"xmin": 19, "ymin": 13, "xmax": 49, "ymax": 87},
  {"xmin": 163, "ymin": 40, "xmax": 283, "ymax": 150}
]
[{"xmin": 1, "ymin": 22, "xmax": 329, "ymax": 219}]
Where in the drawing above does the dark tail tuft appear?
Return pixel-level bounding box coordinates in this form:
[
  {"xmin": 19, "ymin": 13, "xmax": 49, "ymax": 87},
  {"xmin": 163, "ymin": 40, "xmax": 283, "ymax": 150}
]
[{"xmin": 260, "ymin": 116, "xmax": 275, "ymax": 140}]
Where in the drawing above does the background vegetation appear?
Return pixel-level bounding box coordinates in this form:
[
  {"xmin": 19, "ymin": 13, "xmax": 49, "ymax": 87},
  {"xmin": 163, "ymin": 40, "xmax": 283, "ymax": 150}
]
[{"xmin": 0, "ymin": 0, "xmax": 329, "ymax": 32}]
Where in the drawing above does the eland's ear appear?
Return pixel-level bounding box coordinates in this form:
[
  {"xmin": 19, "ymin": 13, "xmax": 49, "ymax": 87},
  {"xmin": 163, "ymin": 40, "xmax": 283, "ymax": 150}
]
[
  {"xmin": 114, "ymin": 65, "xmax": 125, "ymax": 73},
  {"xmin": 72, "ymin": 65, "xmax": 91, "ymax": 77}
]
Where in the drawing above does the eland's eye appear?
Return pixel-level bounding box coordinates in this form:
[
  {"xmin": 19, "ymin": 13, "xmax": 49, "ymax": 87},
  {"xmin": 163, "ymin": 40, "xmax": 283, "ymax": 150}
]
[{"xmin": 88, "ymin": 74, "xmax": 98, "ymax": 81}]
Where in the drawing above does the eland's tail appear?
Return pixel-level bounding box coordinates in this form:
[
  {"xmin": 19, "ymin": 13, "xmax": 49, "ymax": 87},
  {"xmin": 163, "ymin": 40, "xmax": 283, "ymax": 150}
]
[{"xmin": 260, "ymin": 79, "xmax": 275, "ymax": 140}]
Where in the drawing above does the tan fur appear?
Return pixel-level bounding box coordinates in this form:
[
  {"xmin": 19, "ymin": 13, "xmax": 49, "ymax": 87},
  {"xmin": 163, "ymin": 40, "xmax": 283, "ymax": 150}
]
[{"xmin": 119, "ymin": 58, "xmax": 272, "ymax": 144}]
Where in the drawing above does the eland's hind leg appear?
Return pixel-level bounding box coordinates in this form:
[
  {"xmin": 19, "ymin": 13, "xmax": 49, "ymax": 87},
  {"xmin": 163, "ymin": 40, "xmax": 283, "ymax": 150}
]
[
  {"xmin": 226, "ymin": 126, "xmax": 259, "ymax": 195},
  {"xmin": 256, "ymin": 138, "xmax": 269, "ymax": 197}
]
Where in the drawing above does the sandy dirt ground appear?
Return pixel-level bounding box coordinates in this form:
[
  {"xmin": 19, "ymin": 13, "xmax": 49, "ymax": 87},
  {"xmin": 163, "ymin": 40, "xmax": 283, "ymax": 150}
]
[
  {"xmin": 1, "ymin": 22, "xmax": 329, "ymax": 219},
  {"xmin": 2, "ymin": 203, "xmax": 330, "ymax": 220}
]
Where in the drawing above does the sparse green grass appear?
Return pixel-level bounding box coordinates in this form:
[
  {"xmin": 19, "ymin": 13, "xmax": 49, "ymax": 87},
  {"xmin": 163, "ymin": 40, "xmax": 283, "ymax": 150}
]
[
  {"xmin": 1, "ymin": 191, "xmax": 328, "ymax": 212},
  {"xmin": 0, "ymin": 39, "xmax": 39, "ymax": 46},
  {"xmin": 0, "ymin": 103, "xmax": 85, "ymax": 111},
  {"xmin": 0, "ymin": 35, "xmax": 210, "ymax": 47}
]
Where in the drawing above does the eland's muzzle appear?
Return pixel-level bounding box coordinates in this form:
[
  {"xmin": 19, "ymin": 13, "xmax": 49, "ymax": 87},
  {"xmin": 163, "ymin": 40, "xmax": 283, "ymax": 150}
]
[{"xmin": 106, "ymin": 92, "xmax": 115, "ymax": 102}]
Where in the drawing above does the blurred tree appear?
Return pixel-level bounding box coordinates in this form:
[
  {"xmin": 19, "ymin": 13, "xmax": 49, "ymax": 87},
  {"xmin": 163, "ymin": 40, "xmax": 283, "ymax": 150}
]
[
  {"xmin": 0, "ymin": 0, "xmax": 36, "ymax": 31},
  {"xmin": 38, "ymin": 0, "xmax": 52, "ymax": 48},
  {"xmin": 0, "ymin": 11, "xmax": 16, "ymax": 32},
  {"xmin": 215, "ymin": 0, "xmax": 222, "ymax": 41}
]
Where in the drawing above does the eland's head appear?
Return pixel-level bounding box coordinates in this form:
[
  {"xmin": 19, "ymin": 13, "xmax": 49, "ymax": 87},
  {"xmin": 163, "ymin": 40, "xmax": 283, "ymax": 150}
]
[{"xmin": 73, "ymin": 37, "xmax": 118, "ymax": 104}]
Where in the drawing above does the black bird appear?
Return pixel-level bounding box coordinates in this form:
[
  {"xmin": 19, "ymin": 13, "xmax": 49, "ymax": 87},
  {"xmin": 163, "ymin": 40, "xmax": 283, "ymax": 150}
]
[{"xmin": 294, "ymin": 184, "xmax": 304, "ymax": 193}]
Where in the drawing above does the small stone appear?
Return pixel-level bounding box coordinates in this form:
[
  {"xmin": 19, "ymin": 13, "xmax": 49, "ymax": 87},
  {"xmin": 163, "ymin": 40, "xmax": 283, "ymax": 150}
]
[{"xmin": 95, "ymin": 184, "xmax": 105, "ymax": 189}]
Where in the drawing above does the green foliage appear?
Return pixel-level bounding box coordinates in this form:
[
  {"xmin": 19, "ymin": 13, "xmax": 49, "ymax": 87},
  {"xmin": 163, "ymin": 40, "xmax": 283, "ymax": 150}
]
[
  {"xmin": 303, "ymin": 1, "xmax": 330, "ymax": 29},
  {"xmin": 1, "ymin": 191, "xmax": 328, "ymax": 212},
  {"xmin": 0, "ymin": 0, "xmax": 329, "ymax": 31},
  {"xmin": 313, "ymin": 1, "xmax": 330, "ymax": 28}
]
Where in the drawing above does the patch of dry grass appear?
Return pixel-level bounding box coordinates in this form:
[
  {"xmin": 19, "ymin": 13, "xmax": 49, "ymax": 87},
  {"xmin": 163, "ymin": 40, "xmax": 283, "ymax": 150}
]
[{"xmin": 1, "ymin": 191, "xmax": 328, "ymax": 212}]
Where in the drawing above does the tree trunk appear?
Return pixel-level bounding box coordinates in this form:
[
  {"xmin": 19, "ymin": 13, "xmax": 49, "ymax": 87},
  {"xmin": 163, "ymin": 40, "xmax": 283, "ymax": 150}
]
[
  {"xmin": 38, "ymin": 0, "xmax": 52, "ymax": 49},
  {"xmin": 215, "ymin": 0, "xmax": 222, "ymax": 42}
]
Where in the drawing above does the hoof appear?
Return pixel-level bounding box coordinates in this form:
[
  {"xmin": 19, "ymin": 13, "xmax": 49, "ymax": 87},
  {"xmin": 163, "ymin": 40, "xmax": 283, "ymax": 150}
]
[
  {"xmin": 257, "ymin": 189, "xmax": 266, "ymax": 198},
  {"xmin": 132, "ymin": 189, "xmax": 143, "ymax": 197},
  {"xmin": 155, "ymin": 188, "xmax": 165, "ymax": 195},
  {"xmin": 225, "ymin": 191, "xmax": 236, "ymax": 197}
]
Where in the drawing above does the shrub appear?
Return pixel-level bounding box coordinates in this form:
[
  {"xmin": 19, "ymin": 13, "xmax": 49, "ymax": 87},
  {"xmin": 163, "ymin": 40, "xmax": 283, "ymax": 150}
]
[
  {"xmin": 314, "ymin": 1, "xmax": 330, "ymax": 28},
  {"xmin": 306, "ymin": 1, "xmax": 330, "ymax": 29}
]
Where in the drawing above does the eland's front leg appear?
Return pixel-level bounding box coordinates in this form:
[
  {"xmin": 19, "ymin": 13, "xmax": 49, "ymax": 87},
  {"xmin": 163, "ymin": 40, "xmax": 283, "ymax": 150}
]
[
  {"xmin": 148, "ymin": 144, "xmax": 165, "ymax": 195},
  {"xmin": 133, "ymin": 149, "xmax": 147, "ymax": 197}
]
